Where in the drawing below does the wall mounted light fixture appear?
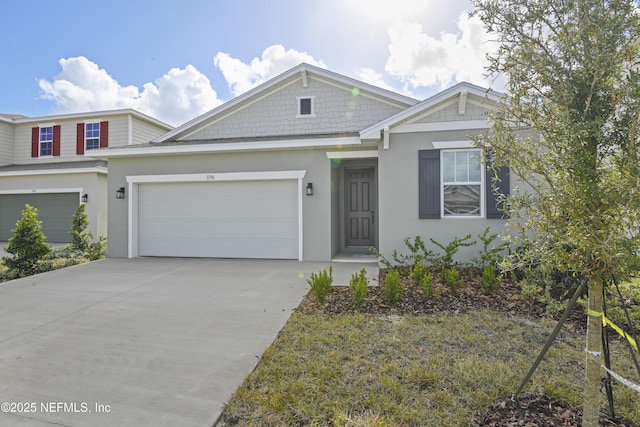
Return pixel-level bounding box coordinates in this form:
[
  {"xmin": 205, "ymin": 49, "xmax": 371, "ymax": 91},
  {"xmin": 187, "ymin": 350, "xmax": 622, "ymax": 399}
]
[
  {"xmin": 116, "ymin": 187, "xmax": 125, "ymax": 199},
  {"xmin": 306, "ymin": 182, "xmax": 313, "ymax": 196},
  {"xmin": 81, "ymin": 194, "xmax": 88, "ymax": 203}
]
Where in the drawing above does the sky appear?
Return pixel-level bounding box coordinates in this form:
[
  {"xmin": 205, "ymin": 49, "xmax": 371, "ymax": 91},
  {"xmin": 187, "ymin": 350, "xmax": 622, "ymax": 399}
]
[{"xmin": 0, "ymin": 0, "xmax": 497, "ymax": 127}]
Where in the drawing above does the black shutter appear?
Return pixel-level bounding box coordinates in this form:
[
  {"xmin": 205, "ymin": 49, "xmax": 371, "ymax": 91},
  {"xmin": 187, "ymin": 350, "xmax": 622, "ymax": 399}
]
[
  {"xmin": 419, "ymin": 149, "xmax": 441, "ymax": 219},
  {"xmin": 486, "ymin": 161, "xmax": 510, "ymax": 219},
  {"xmin": 299, "ymin": 98, "xmax": 312, "ymax": 115}
]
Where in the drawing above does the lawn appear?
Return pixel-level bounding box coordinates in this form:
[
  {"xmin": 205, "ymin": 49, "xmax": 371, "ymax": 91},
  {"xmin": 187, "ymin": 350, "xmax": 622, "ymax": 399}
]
[{"xmin": 217, "ymin": 309, "xmax": 640, "ymax": 426}]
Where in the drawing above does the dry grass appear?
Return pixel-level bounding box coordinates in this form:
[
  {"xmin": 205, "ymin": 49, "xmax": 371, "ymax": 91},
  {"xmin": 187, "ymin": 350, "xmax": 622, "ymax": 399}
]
[{"xmin": 217, "ymin": 310, "xmax": 639, "ymax": 426}]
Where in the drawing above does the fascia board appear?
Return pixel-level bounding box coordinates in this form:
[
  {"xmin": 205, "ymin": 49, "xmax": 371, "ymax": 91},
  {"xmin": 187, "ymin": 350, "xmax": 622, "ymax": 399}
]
[{"xmin": 92, "ymin": 136, "xmax": 362, "ymax": 159}]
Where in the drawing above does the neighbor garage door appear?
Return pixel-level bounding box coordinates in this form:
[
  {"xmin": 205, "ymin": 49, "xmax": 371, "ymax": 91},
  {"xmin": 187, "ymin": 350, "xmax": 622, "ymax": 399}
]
[
  {"xmin": 137, "ymin": 180, "xmax": 299, "ymax": 259},
  {"xmin": 0, "ymin": 193, "xmax": 78, "ymax": 242}
]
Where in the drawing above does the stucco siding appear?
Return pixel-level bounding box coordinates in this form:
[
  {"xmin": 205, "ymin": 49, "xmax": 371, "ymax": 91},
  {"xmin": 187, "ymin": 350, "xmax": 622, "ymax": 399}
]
[
  {"xmin": 378, "ymin": 130, "xmax": 517, "ymax": 263},
  {"xmin": 186, "ymin": 76, "xmax": 407, "ymax": 141},
  {"xmin": 0, "ymin": 172, "xmax": 103, "ymax": 239},
  {"xmin": 0, "ymin": 121, "xmax": 14, "ymax": 165},
  {"xmin": 107, "ymin": 149, "xmax": 334, "ymax": 260}
]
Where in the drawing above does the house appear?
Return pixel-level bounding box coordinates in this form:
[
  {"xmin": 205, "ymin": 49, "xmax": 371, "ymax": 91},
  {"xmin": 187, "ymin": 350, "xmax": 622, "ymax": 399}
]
[
  {"xmin": 96, "ymin": 64, "xmax": 512, "ymax": 262},
  {"xmin": 0, "ymin": 111, "xmax": 172, "ymax": 243}
]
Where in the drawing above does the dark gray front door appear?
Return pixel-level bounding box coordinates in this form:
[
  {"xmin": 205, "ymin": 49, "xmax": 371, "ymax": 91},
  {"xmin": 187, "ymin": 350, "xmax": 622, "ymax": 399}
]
[{"xmin": 345, "ymin": 167, "xmax": 375, "ymax": 247}]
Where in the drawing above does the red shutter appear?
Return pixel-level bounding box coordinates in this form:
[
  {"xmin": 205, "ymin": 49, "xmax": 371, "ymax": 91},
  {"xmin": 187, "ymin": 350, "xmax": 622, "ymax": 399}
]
[
  {"xmin": 52, "ymin": 125, "xmax": 61, "ymax": 156},
  {"xmin": 31, "ymin": 127, "xmax": 39, "ymax": 157},
  {"xmin": 99, "ymin": 121, "xmax": 109, "ymax": 148},
  {"xmin": 76, "ymin": 123, "xmax": 85, "ymax": 155}
]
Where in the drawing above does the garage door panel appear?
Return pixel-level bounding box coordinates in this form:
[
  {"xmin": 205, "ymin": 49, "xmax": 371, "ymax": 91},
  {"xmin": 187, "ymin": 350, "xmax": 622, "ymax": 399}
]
[
  {"xmin": 0, "ymin": 193, "xmax": 78, "ymax": 242},
  {"xmin": 138, "ymin": 180, "xmax": 299, "ymax": 259}
]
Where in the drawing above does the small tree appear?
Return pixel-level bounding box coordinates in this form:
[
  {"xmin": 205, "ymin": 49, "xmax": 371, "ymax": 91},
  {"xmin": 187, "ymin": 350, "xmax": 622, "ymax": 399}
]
[
  {"xmin": 68, "ymin": 203, "xmax": 106, "ymax": 261},
  {"xmin": 472, "ymin": 1, "xmax": 640, "ymax": 424},
  {"xmin": 3, "ymin": 204, "xmax": 51, "ymax": 275},
  {"xmin": 70, "ymin": 203, "xmax": 91, "ymax": 253}
]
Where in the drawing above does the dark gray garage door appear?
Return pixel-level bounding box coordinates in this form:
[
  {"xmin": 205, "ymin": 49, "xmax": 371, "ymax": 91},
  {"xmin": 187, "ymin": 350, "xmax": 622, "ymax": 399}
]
[{"xmin": 0, "ymin": 193, "xmax": 79, "ymax": 242}]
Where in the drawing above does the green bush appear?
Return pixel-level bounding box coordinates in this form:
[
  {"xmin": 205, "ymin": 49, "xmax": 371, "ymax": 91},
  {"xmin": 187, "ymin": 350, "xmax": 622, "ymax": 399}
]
[
  {"xmin": 481, "ymin": 265, "xmax": 501, "ymax": 295},
  {"xmin": 382, "ymin": 270, "xmax": 404, "ymax": 305},
  {"xmin": 442, "ymin": 268, "xmax": 464, "ymax": 297},
  {"xmin": 349, "ymin": 268, "xmax": 368, "ymax": 309},
  {"xmin": 70, "ymin": 203, "xmax": 91, "ymax": 253},
  {"xmin": 430, "ymin": 234, "xmax": 476, "ymax": 269},
  {"xmin": 420, "ymin": 272, "xmax": 436, "ymax": 299},
  {"xmin": 473, "ymin": 227, "xmax": 510, "ymax": 268},
  {"xmin": 307, "ymin": 265, "xmax": 333, "ymax": 303},
  {"xmin": 2, "ymin": 204, "xmax": 51, "ymax": 276},
  {"xmin": 411, "ymin": 262, "xmax": 429, "ymax": 286},
  {"xmin": 69, "ymin": 204, "xmax": 107, "ymax": 260}
]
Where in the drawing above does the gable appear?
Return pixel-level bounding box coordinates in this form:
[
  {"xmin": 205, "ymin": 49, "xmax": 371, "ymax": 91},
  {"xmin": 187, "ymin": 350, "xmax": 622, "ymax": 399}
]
[
  {"xmin": 412, "ymin": 95, "xmax": 492, "ymax": 125},
  {"xmin": 181, "ymin": 75, "xmax": 410, "ymax": 142}
]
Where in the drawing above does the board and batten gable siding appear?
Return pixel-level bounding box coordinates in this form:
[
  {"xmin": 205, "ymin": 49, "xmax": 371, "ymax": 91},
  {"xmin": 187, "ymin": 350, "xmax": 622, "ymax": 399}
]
[
  {"xmin": 0, "ymin": 121, "xmax": 14, "ymax": 165},
  {"xmin": 185, "ymin": 76, "xmax": 408, "ymax": 141},
  {"xmin": 131, "ymin": 116, "xmax": 172, "ymax": 145}
]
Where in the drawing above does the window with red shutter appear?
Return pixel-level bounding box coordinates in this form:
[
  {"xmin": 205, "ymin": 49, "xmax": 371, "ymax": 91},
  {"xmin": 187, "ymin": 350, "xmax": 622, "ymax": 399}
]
[{"xmin": 76, "ymin": 123, "xmax": 85, "ymax": 155}]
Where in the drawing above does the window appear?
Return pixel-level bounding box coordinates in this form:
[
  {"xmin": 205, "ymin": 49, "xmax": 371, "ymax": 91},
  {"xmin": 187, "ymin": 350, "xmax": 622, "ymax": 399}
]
[
  {"xmin": 418, "ymin": 148, "xmax": 510, "ymax": 219},
  {"xmin": 39, "ymin": 126, "xmax": 53, "ymax": 156},
  {"xmin": 76, "ymin": 121, "xmax": 108, "ymax": 155},
  {"xmin": 297, "ymin": 96, "xmax": 315, "ymax": 117},
  {"xmin": 85, "ymin": 123, "xmax": 100, "ymax": 150},
  {"xmin": 441, "ymin": 149, "xmax": 482, "ymax": 216},
  {"xmin": 31, "ymin": 125, "xmax": 60, "ymax": 158}
]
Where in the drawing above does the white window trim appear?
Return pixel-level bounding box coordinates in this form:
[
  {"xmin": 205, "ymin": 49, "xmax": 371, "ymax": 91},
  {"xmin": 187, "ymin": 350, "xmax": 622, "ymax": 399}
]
[
  {"xmin": 296, "ymin": 96, "xmax": 316, "ymax": 118},
  {"xmin": 440, "ymin": 148, "xmax": 485, "ymax": 219},
  {"xmin": 39, "ymin": 125, "xmax": 54, "ymax": 157},
  {"xmin": 85, "ymin": 122, "xmax": 101, "ymax": 151},
  {"xmin": 125, "ymin": 170, "xmax": 307, "ymax": 261}
]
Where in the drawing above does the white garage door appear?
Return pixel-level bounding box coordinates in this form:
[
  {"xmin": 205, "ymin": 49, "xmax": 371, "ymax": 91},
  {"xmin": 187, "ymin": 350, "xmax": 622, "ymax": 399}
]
[{"xmin": 138, "ymin": 180, "xmax": 299, "ymax": 259}]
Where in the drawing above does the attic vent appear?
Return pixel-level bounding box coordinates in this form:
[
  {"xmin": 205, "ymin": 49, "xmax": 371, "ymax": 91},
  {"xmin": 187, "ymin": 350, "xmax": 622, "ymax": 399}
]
[{"xmin": 297, "ymin": 96, "xmax": 315, "ymax": 117}]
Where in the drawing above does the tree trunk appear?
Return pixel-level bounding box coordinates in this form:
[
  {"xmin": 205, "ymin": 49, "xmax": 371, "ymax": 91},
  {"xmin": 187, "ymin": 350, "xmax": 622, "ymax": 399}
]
[{"xmin": 582, "ymin": 277, "xmax": 603, "ymax": 427}]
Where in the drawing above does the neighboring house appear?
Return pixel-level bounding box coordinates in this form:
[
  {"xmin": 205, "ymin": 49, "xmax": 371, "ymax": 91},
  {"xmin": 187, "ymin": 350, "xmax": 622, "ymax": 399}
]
[
  {"xmin": 97, "ymin": 63, "xmax": 514, "ymax": 262},
  {"xmin": 0, "ymin": 111, "xmax": 172, "ymax": 243}
]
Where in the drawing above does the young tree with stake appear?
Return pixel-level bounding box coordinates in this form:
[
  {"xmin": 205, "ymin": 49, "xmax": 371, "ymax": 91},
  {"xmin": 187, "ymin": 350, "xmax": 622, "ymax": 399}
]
[{"xmin": 472, "ymin": 1, "xmax": 640, "ymax": 425}]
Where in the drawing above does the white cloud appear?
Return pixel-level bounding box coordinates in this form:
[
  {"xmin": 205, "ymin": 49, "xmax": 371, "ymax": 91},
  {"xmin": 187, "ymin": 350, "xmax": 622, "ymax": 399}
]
[
  {"xmin": 214, "ymin": 45, "xmax": 326, "ymax": 97},
  {"xmin": 355, "ymin": 68, "xmax": 396, "ymax": 92},
  {"xmin": 39, "ymin": 56, "xmax": 222, "ymax": 126},
  {"xmin": 385, "ymin": 13, "xmax": 496, "ymax": 90}
]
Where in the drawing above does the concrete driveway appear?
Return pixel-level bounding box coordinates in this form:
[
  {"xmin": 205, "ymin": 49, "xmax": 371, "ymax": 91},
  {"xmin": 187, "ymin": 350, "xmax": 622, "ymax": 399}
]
[{"xmin": 0, "ymin": 258, "xmax": 375, "ymax": 426}]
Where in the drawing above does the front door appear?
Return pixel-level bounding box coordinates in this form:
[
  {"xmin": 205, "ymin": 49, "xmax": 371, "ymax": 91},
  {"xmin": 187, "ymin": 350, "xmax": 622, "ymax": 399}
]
[{"xmin": 345, "ymin": 167, "xmax": 376, "ymax": 247}]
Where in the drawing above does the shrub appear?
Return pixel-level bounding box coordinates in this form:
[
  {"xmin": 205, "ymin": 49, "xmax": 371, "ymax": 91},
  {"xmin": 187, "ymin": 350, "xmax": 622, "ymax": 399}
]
[
  {"xmin": 411, "ymin": 261, "xmax": 429, "ymax": 286},
  {"xmin": 374, "ymin": 236, "xmax": 433, "ymax": 275},
  {"xmin": 430, "ymin": 234, "xmax": 476, "ymax": 269},
  {"xmin": 2, "ymin": 204, "xmax": 51, "ymax": 276},
  {"xmin": 349, "ymin": 268, "xmax": 368, "ymax": 309},
  {"xmin": 307, "ymin": 265, "xmax": 333, "ymax": 303},
  {"xmin": 473, "ymin": 227, "xmax": 510, "ymax": 269},
  {"xmin": 86, "ymin": 237, "xmax": 107, "ymax": 261},
  {"xmin": 69, "ymin": 204, "xmax": 107, "ymax": 260},
  {"xmin": 382, "ymin": 270, "xmax": 404, "ymax": 305},
  {"xmin": 481, "ymin": 265, "xmax": 501, "ymax": 295},
  {"xmin": 420, "ymin": 272, "xmax": 436, "ymax": 299},
  {"xmin": 70, "ymin": 203, "xmax": 91, "ymax": 253},
  {"xmin": 442, "ymin": 268, "xmax": 464, "ymax": 297}
]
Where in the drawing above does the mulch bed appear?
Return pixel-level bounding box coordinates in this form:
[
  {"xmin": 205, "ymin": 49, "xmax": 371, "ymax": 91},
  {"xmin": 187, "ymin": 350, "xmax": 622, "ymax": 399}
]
[{"xmin": 296, "ymin": 267, "xmax": 638, "ymax": 427}]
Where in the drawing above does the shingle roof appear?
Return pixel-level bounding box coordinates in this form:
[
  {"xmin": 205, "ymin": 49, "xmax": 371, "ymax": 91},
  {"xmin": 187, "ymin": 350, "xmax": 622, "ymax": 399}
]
[{"xmin": 0, "ymin": 160, "xmax": 107, "ymax": 172}]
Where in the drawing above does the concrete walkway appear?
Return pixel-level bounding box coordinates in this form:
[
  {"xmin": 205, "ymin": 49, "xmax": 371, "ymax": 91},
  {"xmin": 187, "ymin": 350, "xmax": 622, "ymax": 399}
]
[{"xmin": 0, "ymin": 258, "xmax": 376, "ymax": 426}]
